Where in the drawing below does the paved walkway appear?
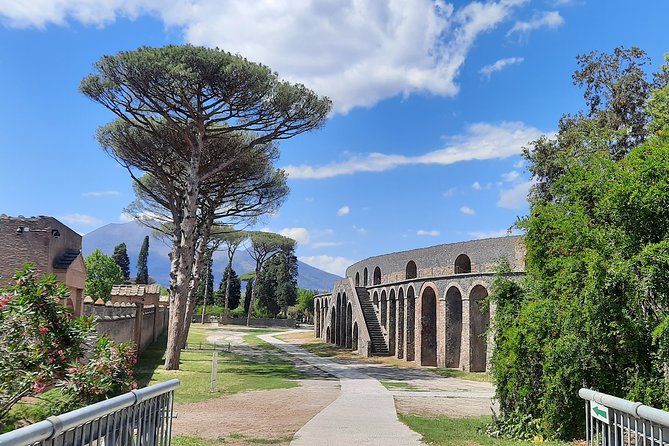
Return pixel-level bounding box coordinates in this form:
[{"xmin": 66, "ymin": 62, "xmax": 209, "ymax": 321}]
[{"xmin": 259, "ymin": 332, "xmax": 425, "ymax": 446}]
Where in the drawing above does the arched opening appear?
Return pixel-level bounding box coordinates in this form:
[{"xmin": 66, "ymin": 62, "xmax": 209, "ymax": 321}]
[
  {"xmin": 406, "ymin": 287, "xmax": 416, "ymax": 361},
  {"xmin": 355, "ymin": 272, "xmax": 360, "ymax": 287},
  {"xmin": 398, "ymin": 288, "xmax": 405, "ymax": 359},
  {"xmin": 445, "ymin": 286, "xmax": 463, "ymax": 368},
  {"xmin": 335, "ymin": 295, "xmax": 341, "ymax": 346},
  {"xmin": 373, "ymin": 267, "xmax": 381, "ymax": 285},
  {"xmin": 315, "ymin": 302, "xmax": 321, "ymax": 337},
  {"xmin": 352, "ymin": 322, "xmax": 359, "ymax": 352},
  {"xmin": 373, "ymin": 291, "xmax": 379, "ymax": 307},
  {"xmin": 454, "ymin": 254, "xmax": 471, "ymax": 274},
  {"xmin": 326, "ymin": 326, "xmax": 331, "ymax": 343},
  {"xmin": 389, "ymin": 289, "xmax": 396, "ymax": 356},
  {"xmin": 346, "ymin": 303, "xmax": 353, "ymax": 349},
  {"xmin": 331, "ymin": 307, "xmax": 336, "ymax": 345},
  {"xmin": 420, "ymin": 287, "xmax": 438, "ymax": 366},
  {"xmin": 341, "ymin": 293, "xmax": 348, "ymax": 347},
  {"xmin": 381, "ymin": 290, "xmax": 387, "ymax": 329},
  {"xmin": 469, "ymin": 285, "xmax": 490, "ymax": 372},
  {"xmin": 363, "ymin": 268, "xmax": 368, "ymax": 286},
  {"xmin": 406, "ymin": 261, "xmax": 417, "ymax": 280}
]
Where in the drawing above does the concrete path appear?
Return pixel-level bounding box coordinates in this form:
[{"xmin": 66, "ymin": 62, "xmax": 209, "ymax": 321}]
[{"xmin": 259, "ymin": 332, "xmax": 426, "ymax": 446}]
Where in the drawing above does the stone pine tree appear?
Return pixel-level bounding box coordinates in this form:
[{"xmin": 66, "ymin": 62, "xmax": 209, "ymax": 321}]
[
  {"xmin": 81, "ymin": 45, "xmax": 331, "ymax": 370},
  {"xmin": 111, "ymin": 242, "xmax": 131, "ymax": 282},
  {"xmin": 135, "ymin": 236, "xmax": 149, "ymax": 285},
  {"xmin": 246, "ymin": 232, "xmax": 295, "ymax": 325}
]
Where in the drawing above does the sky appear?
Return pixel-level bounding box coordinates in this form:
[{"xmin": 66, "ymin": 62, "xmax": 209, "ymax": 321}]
[{"xmin": 0, "ymin": 0, "xmax": 667, "ymax": 276}]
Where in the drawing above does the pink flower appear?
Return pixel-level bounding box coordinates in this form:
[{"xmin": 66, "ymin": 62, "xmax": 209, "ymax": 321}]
[
  {"xmin": 38, "ymin": 326, "xmax": 49, "ymax": 335},
  {"xmin": 33, "ymin": 382, "xmax": 46, "ymax": 393},
  {"xmin": 0, "ymin": 295, "xmax": 10, "ymax": 309},
  {"xmin": 68, "ymin": 367, "xmax": 76, "ymax": 374}
]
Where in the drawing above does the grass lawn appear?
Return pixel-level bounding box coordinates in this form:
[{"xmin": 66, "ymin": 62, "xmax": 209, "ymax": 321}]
[
  {"xmin": 136, "ymin": 328, "xmax": 303, "ymax": 403},
  {"xmin": 399, "ymin": 415, "xmax": 575, "ymax": 446}
]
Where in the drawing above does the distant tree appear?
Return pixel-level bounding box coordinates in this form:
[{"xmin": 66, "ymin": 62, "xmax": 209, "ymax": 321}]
[
  {"xmin": 256, "ymin": 249, "xmax": 298, "ymax": 317},
  {"xmin": 111, "ymin": 242, "xmax": 131, "ymax": 281},
  {"xmin": 216, "ymin": 267, "xmax": 241, "ymax": 310},
  {"xmin": 243, "ymin": 278, "xmax": 253, "ymax": 315},
  {"xmin": 85, "ymin": 249, "xmax": 124, "ymax": 301},
  {"xmin": 135, "ymin": 236, "xmax": 149, "ymax": 284},
  {"xmin": 246, "ymin": 232, "xmax": 296, "ymax": 325},
  {"xmin": 297, "ymin": 288, "xmax": 316, "ymax": 321},
  {"xmin": 195, "ymin": 256, "xmax": 214, "ymax": 306}
]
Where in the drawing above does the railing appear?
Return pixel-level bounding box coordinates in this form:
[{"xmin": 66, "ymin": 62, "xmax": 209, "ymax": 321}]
[
  {"xmin": 580, "ymin": 388, "xmax": 669, "ymax": 445},
  {"xmin": 0, "ymin": 379, "xmax": 180, "ymax": 446}
]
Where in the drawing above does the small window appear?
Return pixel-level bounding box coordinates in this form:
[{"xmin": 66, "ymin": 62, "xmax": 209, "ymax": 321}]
[
  {"xmin": 454, "ymin": 254, "xmax": 471, "ymax": 274},
  {"xmin": 363, "ymin": 268, "xmax": 368, "ymax": 286},
  {"xmin": 406, "ymin": 261, "xmax": 417, "ymax": 279},
  {"xmin": 355, "ymin": 272, "xmax": 360, "ymax": 286},
  {"xmin": 373, "ymin": 267, "xmax": 381, "ymax": 285}
]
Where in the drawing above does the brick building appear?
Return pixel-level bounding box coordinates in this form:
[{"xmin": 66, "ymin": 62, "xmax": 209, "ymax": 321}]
[{"xmin": 0, "ymin": 215, "xmax": 86, "ymax": 315}]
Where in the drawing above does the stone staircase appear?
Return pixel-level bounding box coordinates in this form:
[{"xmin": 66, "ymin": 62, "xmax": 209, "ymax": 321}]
[{"xmin": 355, "ymin": 287, "xmax": 389, "ymax": 356}]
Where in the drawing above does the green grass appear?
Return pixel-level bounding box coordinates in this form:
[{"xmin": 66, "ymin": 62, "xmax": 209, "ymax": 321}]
[
  {"xmin": 427, "ymin": 368, "xmax": 491, "ymax": 383},
  {"xmin": 135, "ymin": 329, "xmax": 303, "ymax": 403},
  {"xmin": 399, "ymin": 415, "xmax": 574, "ymax": 446},
  {"xmin": 172, "ymin": 434, "xmax": 290, "ymax": 445},
  {"xmin": 380, "ymin": 380, "xmax": 424, "ymax": 391}
]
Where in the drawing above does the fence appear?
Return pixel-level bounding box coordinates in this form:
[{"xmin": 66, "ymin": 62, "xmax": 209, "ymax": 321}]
[
  {"xmin": 0, "ymin": 379, "xmax": 180, "ymax": 446},
  {"xmin": 580, "ymin": 388, "xmax": 669, "ymax": 445}
]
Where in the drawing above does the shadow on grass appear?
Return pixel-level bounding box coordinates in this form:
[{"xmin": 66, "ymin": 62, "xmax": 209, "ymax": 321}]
[{"xmin": 135, "ymin": 334, "xmax": 168, "ymax": 388}]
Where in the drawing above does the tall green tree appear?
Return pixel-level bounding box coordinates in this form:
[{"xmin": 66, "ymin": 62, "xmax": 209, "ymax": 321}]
[
  {"xmin": 82, "ymin": 45, "xmax": 331, "ymax": 369},
  {"xmin": 111, "ymin": 242, "xmax": 131, "ymax": 281},
  {"xmin": 243, "ymin": 278, "xmax": 253, "ymax": 315},
  {"xmin": 489, "ymin": 49, "xmax": 669, "ymax": 440},
  {"xmin": 195, "ymin": 256, "xmax": 213, "ymax": 306},
  {"xmin": 85, "ymin": 249, "xmax": 124, "ymax": 301},
  {"xmin": 135, "ymin": 236, "xmax": 149, "ymax": 285},
  {"xmin": 216, "ymin": 267, "xmax": 241, "ymax": 310},
  {"xmin": 256, "ymin": 249, "xmax": 298, "ymax": 317}
]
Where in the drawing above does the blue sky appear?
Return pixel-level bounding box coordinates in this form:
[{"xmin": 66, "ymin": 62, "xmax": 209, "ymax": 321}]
[{"xmin": 0, "ymin": 0, "xmax": 666, "ymax": 276}]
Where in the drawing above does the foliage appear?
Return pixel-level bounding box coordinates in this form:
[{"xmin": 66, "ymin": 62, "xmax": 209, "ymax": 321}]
[
  {"xmin": 111, "ymin": 242, "xmax": 131, "ymax": 281},
  {"xmin": 297, "ymin": 289, "xmax": 316, "ymax": 316},
  {"xmin": 0, "ymin": 265, "xmax": 135, "ymax": 430},
  {"xmin": 255, "ymin": 250, "xmax": 298, "ymax": 317},
  {"xmin": 85, "ymin": 249, "xmax": 124, "ymax": 301},
  {"xmin": 136, "ymin": 235, "xmax": 150, "ymax": 284},
  {"xmin": 244, "ymin": 278, "xmax": 253, "ymax": 314},
  {"xmin": 195, "ymin": 257, "xmax": 214, "ymax": 306},
  {"xmin": 215, "ymin": 267, "xmax": 241, "ymax": 310}
]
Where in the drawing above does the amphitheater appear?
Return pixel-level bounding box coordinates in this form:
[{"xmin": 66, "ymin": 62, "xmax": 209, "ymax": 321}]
[{"xmin": 314, "ymin": 236, "xmax": 526, "ymax": 371}]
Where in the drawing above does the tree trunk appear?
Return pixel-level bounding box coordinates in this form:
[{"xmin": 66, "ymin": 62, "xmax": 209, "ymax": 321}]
[{"xmin": 246, "ymin": 266, "xmax": 261, "ymax": 326}]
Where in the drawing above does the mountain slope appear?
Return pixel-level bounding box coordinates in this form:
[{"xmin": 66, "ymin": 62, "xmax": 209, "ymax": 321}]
[{"xmin": 83, "ymin": 221, "xmax": 340, "ymax": 292}]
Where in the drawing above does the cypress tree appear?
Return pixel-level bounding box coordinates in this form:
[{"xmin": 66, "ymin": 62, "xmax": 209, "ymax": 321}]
[
  {"xmin": 136, "ymin": 235, "xmax": 149, "ymax": 284},
  {"xmin": 111, "ymin": 242, "xmax": 131, "ymax": 281}
]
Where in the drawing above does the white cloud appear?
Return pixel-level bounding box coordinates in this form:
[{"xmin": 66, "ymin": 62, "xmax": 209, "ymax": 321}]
[
  {"xmin": 119, "ymin": 212, "xmax": 134, "ymax": 223},
  {"xmin": 497, "ymin": 179, "xmax": 533, "ymax": 209},
  {"xmin": 468, "ymin": 228, "xmax": 517, "ymax": 239},
  {"xmin": 513, "ymin": 159, "xmax": 525, "ymax": 169},
  {"xmin": 501, "ymin": 170, "xmax": 520, "ymax": 182},
  {"xmin": 60, "ymin": 213, "xmax": 103, "ymax": 226},
  {"xmin": 0, "ymin": 0, "xmax": 527, "ymax": 113},
  {"xmin": 82, "ymin": 190, "xmax": 120, "ymax": 197},
  {"xmin": 353, "ymin": 225, "xmax": 368, "ymax": 236},
  {"xmin": 479, "ymin": 56, "xmax": 524, "ymax": 78},
  {"xmin": 443, "ymin": 187, "xmax": 457, "ymax": 197},
  {"xmin": 311, "ymin": 241, "xmax": 341, "ymax": 249},
  {"xmin": 300, "ymin": 255, "xmax": 352, "ymax": 277},
  {"xmin": 417, "ymin": 229, "xmax": 440, "ymax": 236},
  {"xmin": 278, "ymin": 227, "xmax": 311, "ymax": 246},
  {"xmin": 460, "ymin": 206, "xmax": 476, "ymax": 215},
  {"xmin": 337, "ymin": 206, "xmax": 350, "ymax": 216},
  {"xmin": 508, "ymin": 11, "xmax": 564, "ymax": 35},
  {"xmin": 472, "ymin": 181, "xmax": 482, "ymax": 190},
  {"xmin": 286, "ymin": 121, "xmax": 544, "ymax": 179}
]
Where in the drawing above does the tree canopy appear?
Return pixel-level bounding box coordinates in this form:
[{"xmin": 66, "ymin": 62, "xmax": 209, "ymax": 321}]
[
  {"xmin": 111, "ymin": 242, "xmax": 130, "ymax": 281},
  {"xmin": 85, "ymin": 249, "xmax": 124, "ymax": 301},
  {"xmin": 81, "ymin": 44, "xmax": 330, "ymax": 369},
  {"xmin": 135, "ymin": 236, "xmax": 149, "ymax": 285}
]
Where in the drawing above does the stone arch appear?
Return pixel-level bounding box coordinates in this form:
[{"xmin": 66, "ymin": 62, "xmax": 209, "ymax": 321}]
[
  {"xmin": 355, "ymin": 272, "xmax": 360, "ymax": 287},
  {"xmin": 397, "ymin": 287, "xmax": 405, "ymax": 359},
  {"xmin": 406, "ymin": 260, "xmax": 417, "ymax": 280},
  {"xmin": 454, "ymin": 254, "xmax": 471, "ymax": 274},
  {"xmin": 381, "ymin": 290, "xmax": 387, "ymax": 329},
  {"xmin": 315, "ymin": 302, "xmax": 321, "ymax": 337},
  {"xmin": 406, "ymin": 286, "xmax": 416, "ymax": 361},
  {"xmin": 364, "ymin": 268, "xmax": 368, "ymax": 286},
  {"xmin": 346, "ymin": 302, "xmax": 353, "ymax": 349},
  {"xmin": 444, "ymin": 285, "xmax": 463, "ymax": 368},
  {"xmin": 389, "ymin": 289, "xmax": 396, "ymax": 356},
  {"xmin": 373, "ymin": 290, "xmax": 379, "ymax": 307},
  {"xmin": 352, "ymin": 322, "xmax": 359, "ymax": 352},
  {"xmin": 326, "ymin": 326, "xmax": 331, "ymax": 343},
  {"xmin": 341, "ymin": 293, "xmax": 348, "ymax": 347},
  {"xmin": 420, "ymin": 285, "xmax": 438, "ymax": 366},
  {"xmin": 335, "ymin": 294, "xmax": 342, "ymax": 346},
  {"xmin": 373, "ymin": 266, "xmax": 381, "ymax": 285},
  {"xmin": 469, "ymin": 284, "xmax": 489, "ymax": 372}
]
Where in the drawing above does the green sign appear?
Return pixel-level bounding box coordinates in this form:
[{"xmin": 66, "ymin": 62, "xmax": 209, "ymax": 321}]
[{"xmin": 591, "ymin": 404, "xmax": 609, "ymax": 424}]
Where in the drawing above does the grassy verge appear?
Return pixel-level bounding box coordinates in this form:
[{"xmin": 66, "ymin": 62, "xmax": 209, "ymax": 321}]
[
  {"xmin": 399, "ymin": 415, "xmax": 575, "ymax": 446},
  {"xmin": 136, "ymin": 328, "xmax": 303, "ymax": 403},
  {"xmin": 427, "ymin": 368, "xmax": 491, "ymax": 383},
  {"xmin": 173, "ymin": 434, "xmax": 291, "ymax": 445},
  {"xmin": 380, "ymin": 380, "xmax": 424, "ymax": 391}
]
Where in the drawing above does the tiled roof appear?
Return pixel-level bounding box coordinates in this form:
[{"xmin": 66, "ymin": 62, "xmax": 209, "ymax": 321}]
[
  {"xmin": 110, "ymin": 284, "xmax": 161, "ymax": 297},
  {"xmin": 53, "ymin": 249, "xmax": 81, "ymax": 269}
]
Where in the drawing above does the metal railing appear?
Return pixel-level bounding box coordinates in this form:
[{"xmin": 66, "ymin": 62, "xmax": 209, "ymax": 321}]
[
  {"xmin": 580, "ymin": 388, "xmax": 669, "ymax": 445},
  {"xmin": 0, "ymin": 379, "xmax": 180, "ymax": 446}
]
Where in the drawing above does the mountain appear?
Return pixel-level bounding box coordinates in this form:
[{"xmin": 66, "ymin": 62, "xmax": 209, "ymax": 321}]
[{"xmin": 82, "ymin": 221, "xmax": 340, "ymax": 292}]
